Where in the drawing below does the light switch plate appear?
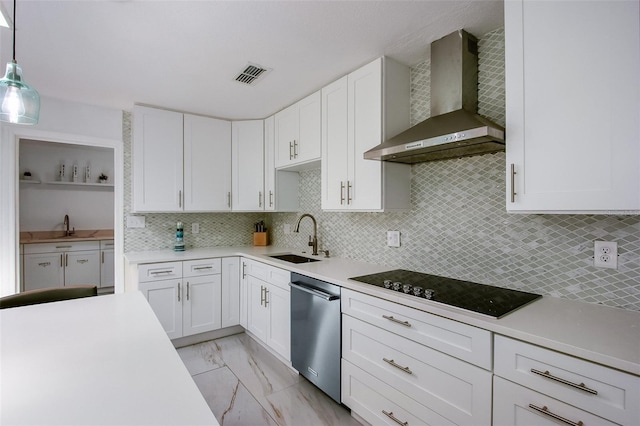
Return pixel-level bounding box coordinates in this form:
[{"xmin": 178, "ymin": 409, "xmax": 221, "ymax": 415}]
[
  {"xmin": 192, "ymin": 223, "xmax": 199, "ymax": 234},
  {"xmin": 127, "ymin": 215, "xmax": 145, "ymax": 228},
  {"xmin": 387, "ymin": 230, "xmax": 401, "ymax": 248}
]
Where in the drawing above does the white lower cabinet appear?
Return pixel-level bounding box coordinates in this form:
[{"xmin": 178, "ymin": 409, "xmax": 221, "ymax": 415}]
[
  {"xmin": 138, "ymin": 258, "xmax": 224, "ymax": 340},
  {"xmin": 241, "ymin": 257, "xmax": 291, "ymax": 361},
  {"xmin": 23, "ymin": 241, "xmax": 101, "ymax": 291},
  {"xmin": 221, "ymin": 257, "xmax": 240, "ymax": 328},
  {"xmin": 494, "ymin": 335, "xmax": 640, "ymax": 426},
  {"xmin": 100, "ymin": 240, "xmax": 115, "ymax": 288},
  {"xmin": 341, "ymin": 289, "xmax": 492, "ymax": 425}
]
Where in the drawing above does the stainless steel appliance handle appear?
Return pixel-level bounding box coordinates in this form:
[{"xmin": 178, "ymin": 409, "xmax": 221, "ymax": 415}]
[
  {"xmin": 528, "ymin": 404, "xmax": 584, "ymax": 426},
  {"xmin": 530, "ymin": 369, "xmax": 598, "ymax": 395},
  {"xmin": 289, "ymin": 282, "xmax": 339, "ymax": 301},
  {"xmin": 382, "ymin": 410, "xmax": 408, "ymax": 426}
]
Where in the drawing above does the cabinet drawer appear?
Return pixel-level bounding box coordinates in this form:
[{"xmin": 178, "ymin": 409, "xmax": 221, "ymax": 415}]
[
  {"xmin": 100, "ymin": 240, "xmax": 114, "ymax": 249},
  {"xmin": 24, "ymin": 241, "xmax": 100, "ymax": 254},
  {"xmin": 342, "ymin": 359, "xmax": 456, "ymax": 426},
  {"xmin": 138, "ymin": 262, "xmax": 182, "ymax": 282},
  {"xmin": 343, "ymin": 315, "xmax": 491, "ymax": 425},
  {"xmin": 341, "ymin": 288, "xmax": 492, "ymax": 369},
  {"xmin": 183, "ymin": 258, "xmax": 221, "ymax": 277},
  {"xmin": 494, "ymin": 376, "xmax": 617, "ymax": 426},
  {"xmin": 494, "ymin": 335, "xmax": 640, "ymax": 425},
  {"xmin": 242, "ymin": 258, "xmax": 290, "ymax": 291}
]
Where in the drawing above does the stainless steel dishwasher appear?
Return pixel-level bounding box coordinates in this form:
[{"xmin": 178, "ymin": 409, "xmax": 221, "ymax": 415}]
[{"xmin": 290, "ymin": 273, "xmax": 341, "ymax": 403}]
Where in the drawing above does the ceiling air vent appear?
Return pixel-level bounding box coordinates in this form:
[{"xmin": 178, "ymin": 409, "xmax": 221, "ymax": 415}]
[{"xmin": 235, "ymin": 63, "xmax": 271, "ymax": 85}]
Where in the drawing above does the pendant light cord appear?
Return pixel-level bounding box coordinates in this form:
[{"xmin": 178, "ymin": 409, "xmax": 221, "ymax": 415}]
[{"xmin": 12, "ymin": 0, "xmax": 16, "ymax": 62}]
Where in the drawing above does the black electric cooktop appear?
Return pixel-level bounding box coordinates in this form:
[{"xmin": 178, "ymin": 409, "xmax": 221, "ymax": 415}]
[{"xmin": 349, "ymin": 269, "xmax": 542, "ymax": 319}]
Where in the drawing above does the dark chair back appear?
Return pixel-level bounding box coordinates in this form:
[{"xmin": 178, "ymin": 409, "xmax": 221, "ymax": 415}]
[{"xmin": 0, "ymin": 285, "xmax": 98, "ymax": 309}]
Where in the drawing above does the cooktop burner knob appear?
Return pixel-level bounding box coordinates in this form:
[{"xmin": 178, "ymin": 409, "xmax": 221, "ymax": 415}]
[
  {"xmin": 383, "ymin": 280, "xmax": 393, "ymax": 289},
  {"xmin": 412, "ymin": 286, "xmax": 423, "ymax": 297},
  {"xmin": 424, "ymin": 289, "xmax": 435, "ymax": 300},
  {"xmin": 402, "ymin": 284, "xmax": 413, "ymax": 294},
  {"xmin": 392, "ymin": 282, "xmax": 402, "ymax": 291}
]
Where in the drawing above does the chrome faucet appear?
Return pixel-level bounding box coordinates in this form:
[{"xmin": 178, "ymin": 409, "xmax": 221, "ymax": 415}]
[
  {"xmin": 63, "ymin": 214, "xmax": 74, "ymax": 237},
  {"xmin": 293, "ymin": 213, "xmax": 318, "ymax": 256}
]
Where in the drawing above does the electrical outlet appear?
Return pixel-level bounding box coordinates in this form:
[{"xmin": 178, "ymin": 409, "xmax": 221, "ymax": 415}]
[
  {"xmin": 387, "ymin": 230, "xmax": 401, "ymax": 248},
  {"xmin": 594, "ymin": 241, "xmax": 618, "ymax": 269},
  {"xmin": 192, "ymin": 223, "xmax": 199, "ymax": 234},
  {"xmin": 126, "ymin": 215, "xmax": 145, "ymax": 228}
]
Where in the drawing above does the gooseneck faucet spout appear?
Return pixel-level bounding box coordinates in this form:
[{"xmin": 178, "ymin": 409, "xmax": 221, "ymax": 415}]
[
  {"xmin": 63, "ymin": 214, "xmax": 74, "ymax": 237},
  {"xmin": 294, "ymin": 213, "xmax": 318, "ymax": 256}
]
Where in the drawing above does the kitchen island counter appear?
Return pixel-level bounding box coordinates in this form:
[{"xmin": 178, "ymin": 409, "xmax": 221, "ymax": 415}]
[
  {"xmin": 0, "ymin": 291, "xmax": 218, "ymax": 426},
  {"xmin": 125, "ymin": 247, "xmax": 640, "ymax": 376}
]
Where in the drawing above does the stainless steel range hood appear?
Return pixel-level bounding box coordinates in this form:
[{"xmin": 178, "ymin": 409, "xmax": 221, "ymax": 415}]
[{"xmin": 365, "ymin": 30, "xmax": 505, "ymax": 163}]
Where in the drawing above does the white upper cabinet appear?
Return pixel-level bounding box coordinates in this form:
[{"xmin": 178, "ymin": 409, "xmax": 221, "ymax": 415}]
[
  {"xmin": 132, "ymin": 105, "xmax": 232, "ymax": 213},
  {"xmin": 264, "ymin": 116, "xmax": 299, "ymax": 212},
  {"xmin": 505, "ymin": 0, "xmax": 640, "ymax": 213},
  {"xmin": 232, "ymin": 120, "xmax": 265, "ymax": 211},
  {"xmin": 184, "ymin": 114, "xmax": 232, "ymax": 211},
  {"xmin": 133, "ymin": 106, "xmax": 184, "ymax": 212},
  {"xmin": 274, "ymin": 91, "xmax": 322, "ymax": 170},
  {"xmin": 321, "ymin": 57, "xmax": 411, "ymax": 211}
]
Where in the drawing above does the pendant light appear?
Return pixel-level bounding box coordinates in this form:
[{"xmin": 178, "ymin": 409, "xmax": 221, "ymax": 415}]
[{"xmin": 0, "ymin": 0, "xmax": 39, "ymax": 125}]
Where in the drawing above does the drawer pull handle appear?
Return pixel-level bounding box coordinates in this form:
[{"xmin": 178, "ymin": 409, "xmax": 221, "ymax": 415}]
[
  {"xmin": 530, "ymin": 369, "xmax": 598, "ymax": 395},
  {"xmin": 193, "ymin": 266, "xmax": 213, "ymax": 270},
  {"xmin": 383, "ymin": 358, "xmax": 412, "ymax": 374},
  {"xmin": 382, "ymin": 410, "xmax": 408, "ymax": 426},
  {"xmin": 150, "ymin": 270, "xmax": 174, "ymax": 275},
  {"xmin": 528, "ymin": 404, "xmax": 584, "ymax": 426},
  {"xmin": 55, "ymin": 245, "xmax": 72, "ymax": 249},
  {"xmin": 382, "ymin": 315, "xmax": 411, "ymax": 327}
]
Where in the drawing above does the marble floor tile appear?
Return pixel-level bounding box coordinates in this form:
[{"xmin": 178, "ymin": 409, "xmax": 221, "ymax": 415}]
[
  {"xmin": 214, "ymin": 334, "xmax": 300, "ymax": 398},
  {"xmin": 260, "ymin": 377, "xmax": 360, "ymax": 426},
  {"xmin": 193, "ymin": 366, "xmax": 278, "ymax": 426},
  {"xmin": 177, "ymin": 340, "xmax": 225, "ymax": 376}
]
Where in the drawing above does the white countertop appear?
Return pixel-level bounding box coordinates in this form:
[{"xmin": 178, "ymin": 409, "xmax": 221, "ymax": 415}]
[
  {"xmin": 0, "ymin": 292, "xmax": 219, "ymax": 426},
  {"xmin": 125, "ymin": 246, "xmax": 640, "ymax": 376}
]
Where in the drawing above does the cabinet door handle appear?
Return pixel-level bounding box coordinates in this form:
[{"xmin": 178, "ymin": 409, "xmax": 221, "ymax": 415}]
[
  {"xmin": 227, "ymin": 192, "xmax": 231, "ymax": 208},
  {"xmin": 289, "ymin": 141, "xmax": 293, "ymax": 160},
  {"xmin": 347, "ymin": 181, "xmax": 353, "ymax": 204},
  {"xmin": 260, "ymin": 285, "xmax": 265, "ymax": 306},
  {"xmin": 102, "ymin": 251, "xmax": 105, "ymax": 264},
  {"xmin": 510, "ymin": 163, "xmax": 517, "ymax": 203},
  {"xmin": 383, "ymin": 358, "xmax": 412, "ymax": 374},
  {"xmin": 269, "ymin": 190, "xmax": 274, "ymax": 207},
  {"xmin": 186, "ymin": 282, "xmax": 190, "ymax": 301},
  {"xmin": 258, "ymin": 191, "xmax": 263, "ymax": 208},
  {"xmin": 293, "ymin": 140, "xmax": 298, "ymax": 158},
  {"xmin": 179, "ymin": 190, "xmax": 182, "ymax": 208},
  {"xmin": 60, "ymin": 254, "xmax": 63, "ymax": 267},
  {"xmin": 382, "ymin": 315, "xmax": 411, "ymax": 327},
  {"xmin": 264, "ymin": 287, "xmax": 269, "ymax": 308},
  {"xmin": 65, "ymin": 254, "xmax": 68, "ymax": 267},
  {"xmin": 242, "ymin": 262, "xmax": 247, "ymax": 279},
  {"xmin": 340, "ymin": 182, "xmax": 345, "ymax": 204},
  {"xmin": 178, "ymin": 282, "xmax": 181, "ymax": 302},
  {"xmin": 530, "ymin": 369, "xmax": 598, "ymax": 395},
  {"xmin": 528, "ymin": 404, "xmax": 584, "ymax": 426},
  {"xmin": 382, "ymin": 410, "xmax": 408, "ymax": 426}
]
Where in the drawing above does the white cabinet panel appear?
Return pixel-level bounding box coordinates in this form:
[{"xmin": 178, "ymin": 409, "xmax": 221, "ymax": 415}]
[
  {"xmin": 232, "ymin": 120, "xmax": 264, "ymax": 211},
  {"xmin": 23, "ymin": 252, "xmax": 64, "ymax": 291},
  {"xmin": 321, "ymin": 76, "xmax": 349, "ymax": 210},
  {"xmin": 266, "ymin": 283, "xmax": 290, "ymax": 360},
  {"xmin": 246, "ymin": 275, "xmax": 269, "ymax": 342},
  {"xmin": 65, "ymin": 250, "xmax": 100, "ymax": 286},
  {"xmin": 133, "ymin": 106, "xmax": 184, "ymax": 212},
  {"xmin": 275, "ymin": 91, "xmax": 321, "ymax": 170},
  {"xmin": 100, "ymin": 249, "xmax": 115, "ymax": 288},
  {"xmin": 221, "ymin": 257, "xmax": 240, "ymax": 328},
  {"xmin": 505, "ymin": 0, "xmax": 640, "ymax": 213},
  {"xmin": 183, "ymin": 274, "xmax": 221, "ymax": 336},
  {"xmin": 184, "ymin": 114, "xmax": 231, "ymax": 211},
  {"xmin": 139, "ymin": 279, "xmax": 183, "ymax": 340},
  {"xmin": 264, "ymin": 115, "xmax": 299, "ymax": 212}
]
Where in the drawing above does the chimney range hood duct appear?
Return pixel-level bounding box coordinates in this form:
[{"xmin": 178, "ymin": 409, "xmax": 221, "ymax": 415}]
[{"xmin": 364, "ymin": 30, "xmax": 505, "ymax": 163}]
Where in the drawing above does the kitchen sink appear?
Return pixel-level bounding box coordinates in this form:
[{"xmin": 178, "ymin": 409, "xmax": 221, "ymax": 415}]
[{"xmin": 269, "ymin": 254, "xmax": 321, "ymax": 264}]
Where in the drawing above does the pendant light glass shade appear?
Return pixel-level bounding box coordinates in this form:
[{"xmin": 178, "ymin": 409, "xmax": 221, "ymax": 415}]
[{"xmin": 0, "ymin": 61, "xmax": 40, "ymax": 125}]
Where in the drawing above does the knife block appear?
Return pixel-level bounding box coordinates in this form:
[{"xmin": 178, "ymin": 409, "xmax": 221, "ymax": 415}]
[{"xmin": 253, "ymin": 232, "xmax": 268, "ymax": 246}]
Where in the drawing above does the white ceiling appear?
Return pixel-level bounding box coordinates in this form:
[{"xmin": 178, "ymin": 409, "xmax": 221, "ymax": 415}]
[{"xmin": 0, "ymin": 0, "xmax": 503, "ymax": 120}]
